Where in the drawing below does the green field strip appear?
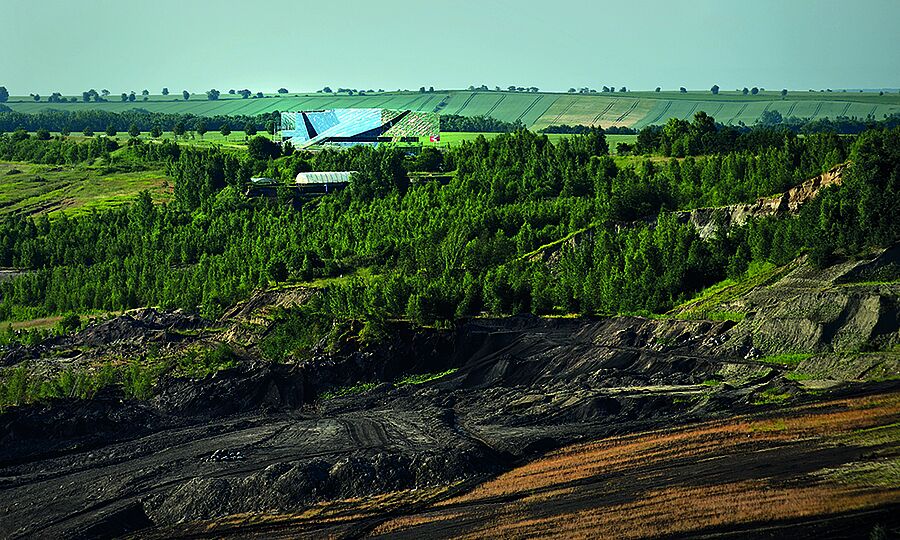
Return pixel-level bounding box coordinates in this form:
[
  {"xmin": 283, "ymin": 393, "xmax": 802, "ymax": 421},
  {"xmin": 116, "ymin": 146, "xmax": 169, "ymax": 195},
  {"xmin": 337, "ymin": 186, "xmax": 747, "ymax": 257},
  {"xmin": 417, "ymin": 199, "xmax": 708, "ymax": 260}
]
[
  {"xmin": 484, "ymin": 94, "xmax": 506, "ymax": 118},
  {"xmin": 433, "ymin": 94, "xmax": 451, "ymax": 113},
  {"xmin": 209, "ymin": 98, "xmax": 271, "ymax": 117},
  {"xmin": 791, "ymin": 101, "xmax": 819, "ymax": 118},
  {"xmin": 868, "ymin": 104, "xmax": 878, "ymax": 118},
  {"xmin": 451, "ymin": 92, "xmax": 479, "ymax": 115},
  {"xmin": 613, "ymin": 100, "xmax": 640, "ymax": 123},
  {"xmin": 520, "ymin": 95, "xmax": 559, "ymax": 126},
  {"xmin": 550, "ymin": 97, "xmax": 577, "ymax": 125},
  {"xmin": 811, "ymin": 101, "xmax": 823, "ymax": 119},
  {"xmin": 593, "ymin": 100, "xmax": 619, "ymax": 124},
  {"xmin": 839, "ymin": 102, "xmax": 852, "ymax": 117},
  {"xmin": 513, "ymin": 96, "xmax": 541, "ymax": 122},
  {"xmin": 722, "ymin": 103, "xmax": 746, "ymax": 124},
  {"xmin": 681, "ymin": 101, "xmax": 700, "ymax": 120},
  {"xmin": 785, "ymin": 102, "xmax": 798, "ymax": 117},
  {"xmin": 451, "ymin": 93, "xmax": 506, "ymax": 117},
  {"xmin": 645, "ymin": 100, "xmax": 671, "ymax": 125}
]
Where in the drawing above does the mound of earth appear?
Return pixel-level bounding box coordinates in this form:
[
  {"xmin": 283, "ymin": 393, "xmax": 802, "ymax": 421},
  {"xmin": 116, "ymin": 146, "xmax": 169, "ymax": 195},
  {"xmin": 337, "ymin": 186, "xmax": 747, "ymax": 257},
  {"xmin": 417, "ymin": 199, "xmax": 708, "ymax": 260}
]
[{"xmin": 0, "ymin": 252, "xmax": 898, "ymax": 538}]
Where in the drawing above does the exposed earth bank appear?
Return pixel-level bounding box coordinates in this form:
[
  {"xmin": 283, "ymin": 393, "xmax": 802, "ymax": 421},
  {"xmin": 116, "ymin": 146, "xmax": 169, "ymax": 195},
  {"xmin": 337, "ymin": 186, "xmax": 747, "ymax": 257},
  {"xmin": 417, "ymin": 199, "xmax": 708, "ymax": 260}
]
[{"xmin": 1, "ymin": 246, "xmax": 898, "ymax": 539}]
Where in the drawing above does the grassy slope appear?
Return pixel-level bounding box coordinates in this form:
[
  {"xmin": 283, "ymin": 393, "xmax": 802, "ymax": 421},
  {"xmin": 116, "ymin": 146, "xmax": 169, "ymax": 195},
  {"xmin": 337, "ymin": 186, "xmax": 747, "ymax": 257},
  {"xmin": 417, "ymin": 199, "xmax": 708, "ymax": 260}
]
[
  {"xmin": 0, "ymin": 161, "xmax": 171, "ymax": 218},
  {"xmin": 6, "ymin": 90, "xmax": 899, "ymax": 129}
]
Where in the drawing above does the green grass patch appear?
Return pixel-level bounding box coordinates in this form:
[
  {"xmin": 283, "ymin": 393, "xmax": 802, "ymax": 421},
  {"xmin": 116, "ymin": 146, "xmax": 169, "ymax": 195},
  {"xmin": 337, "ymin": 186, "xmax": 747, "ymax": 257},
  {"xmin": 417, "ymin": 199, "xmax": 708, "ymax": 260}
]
[
  {"xmin": 757, "ymin": 353, "xmax": 813, "ymax": 366},
  {"xmin": 753, "ymin": 387, "xmax": 793, "ymax": 405},
  {"xmin": 784, "ymin": 371, "xmax": 815, "ymax": 381},
  {"xmin": 395, "ymin": 368, "xmax": 458, "ymax": 386},
  {"xmin": 669, "ymin": 260, "xmax": 792, "ymax": 320},
  {"xmin": 319, "ymin": 382, "xmax": 378, "ymax": 400},
  {"xmin": 0, "ymin": 161, "xmax": 171, "ymax": 218}
]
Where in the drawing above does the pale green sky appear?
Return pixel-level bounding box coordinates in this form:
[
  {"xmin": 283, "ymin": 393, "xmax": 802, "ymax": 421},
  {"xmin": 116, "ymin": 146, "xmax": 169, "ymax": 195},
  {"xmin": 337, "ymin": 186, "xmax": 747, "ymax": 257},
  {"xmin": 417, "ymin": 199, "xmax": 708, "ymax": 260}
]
[{"xmin": 1, "ymin": 0, "xmax": 897, "ymax": 95}]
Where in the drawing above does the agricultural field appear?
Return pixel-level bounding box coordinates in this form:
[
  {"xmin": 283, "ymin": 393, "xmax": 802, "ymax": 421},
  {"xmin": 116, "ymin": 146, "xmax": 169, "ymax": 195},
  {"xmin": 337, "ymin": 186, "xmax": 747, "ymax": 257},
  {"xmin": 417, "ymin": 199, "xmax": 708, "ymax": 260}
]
[
  {"xmin": 0, "ymin": 161, "xmax": 171, "ymax": 218},
  {"xmin": 5, "ymin": 89, "xmax": 899, "ymax": 129}
]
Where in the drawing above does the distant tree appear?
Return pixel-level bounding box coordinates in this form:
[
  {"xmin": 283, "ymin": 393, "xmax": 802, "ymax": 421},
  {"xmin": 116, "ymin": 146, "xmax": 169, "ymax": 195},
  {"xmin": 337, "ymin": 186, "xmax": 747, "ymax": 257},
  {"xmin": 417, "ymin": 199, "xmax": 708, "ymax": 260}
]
[
  {"xmin": 32, "ymin": 94, "xmax": 41, "ymax": 102},
  {"xmin": 420, "ymin": 86, "xmax": 426, "ymax": 93},
  {"xmin": 60, "ymin": 127, "xmax": 71, "ymax": 137},
  {"xmin": 655, "ymin": 87, "xmax": 661, "ymax": 92},
  {"xmin": 141, "ymin": 89, "xmax": 149, "ymax": 97},
  {"xmin": 35, "ymin": 129, "xmax": 51, "ymax": 140},
  {"xmin": 322, "ymin": 86, "xmax": 332, "ymax": 93},
  {"xmin": 128, "ymin": 92, "xmax": 136, "ymax": 102},
  {"xmin": 128, "ymin": 123, "xmax": 140, "ymax": 138},
  {"xmin": 228, "ymin": 89, "xmax": 236, "ymax": 94},
  {"xmin": 244, "ymin": 122, "xmax": 257, "ymax": 137},
  {"xmin": 0, "ymin": 87, "xmax": 8, "ymax": 103},
  {"xmin": 206, "ymin": 89, "xmax": 220, "ymax": 101},
  {"xmin": 105, "ymin": 125, "xmax": 117, "ymax": 137},
  {"xmin": 162, "ymin": 88, "xmax": 169, "ymax": 96},
  {"xmin": 710, "ymin": 84, "xmax": 719, "ymax": 95},
  {"xmin": 196, "ymin": 120, "xmax": 208, "ymax": 139},
  {"xmin": 751, "ymin": 87, "xmax": 759, "ymax": 95},
  {"xmin": 101, "ymin": 89, "xmax": 110, "ymax": 97},
  {"xmin": 278, "ymin": 88, "xmax": 288, "ymax": 94},
  {"xmin": 173, "ymin": 121, "xmax": 186, "ymax": 138},
  {"xmin": 239, "ymin": 89, "xmax": 251, "ymax": 99},
  {"xmin": 879, "ymin": 91, "xmax": 884, "ymax": 96},
  {"xmin": 256, "ymin": 92, "xmax": 263, "ymax": 98},
  {"xmin": 568, "ymin": 88, "xmax": 576, "ymax": 93},
  {"xmin": 265, "ymin": 120, "xmax": 276, "ymax": 136},
  {"xmin": 601, "ymin": 86, "xmax": 610, "ymax": 93},
  {"xmin": 82, "ymin": 91, "xmax": 91, "ymax": 102},
  {"xmin": 759, "ymin": 109, "xmax": 783, "ymax": 125},
  {"xmin": 150, "ymin": 125, "xmax": 162, "ymax": 138},
  {"xmin": 742, "ymin": 87, "xmax": 749, "ymax": 95},
  {"xmin": 619, "ymin": 86, "xmax": 627, "ymax": 92},
  {"xmin": 781, "ymin": 89, "xmax": 788, "ymax": 98},
  {"xmin": 679, "ymin": 87, "xmax": 687, "ymax": 93},
  {"xmin": 82, "ymin": 127, "xmax": 94, "ymax": 137},
  {"xmin": 121, "ymin": 93, "xmax": 128, "ymax": 102},
  {"xmin": 429, "ymin": 86, "xmax": 435, "ymax": 92},
  {"xmin": 220, "ymin": 123, "xmax": 231, "ymax": 140},
  {"xmin": 182, "ymin": 90, "xmax": 190, "ymax": 101},
  {"xmin": 247, "ymin": 136, "xmax": 280, "ymax": 160}
]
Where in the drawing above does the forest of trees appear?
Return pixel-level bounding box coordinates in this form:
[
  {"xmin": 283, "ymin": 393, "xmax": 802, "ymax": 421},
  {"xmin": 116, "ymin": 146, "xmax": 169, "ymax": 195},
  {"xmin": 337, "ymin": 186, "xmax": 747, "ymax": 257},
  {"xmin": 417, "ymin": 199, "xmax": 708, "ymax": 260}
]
[
  {"xmin": 0, "ymin": 113, "xmax": 896, "ymax": 329},
  {"xmin": 439, "ymin": 115, "xmax": 523, "ymax": 133},
  {"xmin": 0, "ymin": 109, "xmax": 275, "ymax": 134}
]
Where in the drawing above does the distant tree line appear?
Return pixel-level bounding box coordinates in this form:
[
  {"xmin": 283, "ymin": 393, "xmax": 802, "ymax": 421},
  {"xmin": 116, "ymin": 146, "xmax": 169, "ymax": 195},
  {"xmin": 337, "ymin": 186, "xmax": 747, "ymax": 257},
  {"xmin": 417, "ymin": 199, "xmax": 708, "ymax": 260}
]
[
  {"xmin": 541, "ymin": 125, "xmax": 637, "ymax": 135},
  {"xmin": 634, "ymin": 111, "xmax": 900, "ymax": 157},
  {"xmin": 0, "ymin": 109, "xmax": 277, "ymax": 134},
  {"xmin": 439, "ymin": 114, "xmax": 524, "ymax": 133}
]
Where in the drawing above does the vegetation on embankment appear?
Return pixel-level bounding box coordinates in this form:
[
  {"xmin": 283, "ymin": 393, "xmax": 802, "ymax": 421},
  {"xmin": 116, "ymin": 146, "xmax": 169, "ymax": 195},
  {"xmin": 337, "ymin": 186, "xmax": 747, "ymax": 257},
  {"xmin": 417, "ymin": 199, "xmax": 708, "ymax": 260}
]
[{"xmin": 0, "ymin": 113, "xmax": 895, "ymax": 331}]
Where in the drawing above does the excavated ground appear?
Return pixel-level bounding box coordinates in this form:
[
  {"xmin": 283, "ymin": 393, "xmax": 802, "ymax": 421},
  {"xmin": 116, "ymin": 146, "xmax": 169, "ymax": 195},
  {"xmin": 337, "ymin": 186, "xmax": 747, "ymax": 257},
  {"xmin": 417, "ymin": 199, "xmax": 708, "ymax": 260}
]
[{"xmin": 1, "ymin": 248, "xmax": 899, "ymax": 539}]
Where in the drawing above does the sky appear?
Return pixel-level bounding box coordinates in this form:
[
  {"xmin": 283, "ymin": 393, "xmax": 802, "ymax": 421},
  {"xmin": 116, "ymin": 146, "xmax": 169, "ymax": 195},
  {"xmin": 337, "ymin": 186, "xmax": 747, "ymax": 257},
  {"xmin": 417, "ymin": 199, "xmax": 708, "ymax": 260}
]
[{"xmin": 1, "ymin": 0, "xmax": 898, "ymax": 95}]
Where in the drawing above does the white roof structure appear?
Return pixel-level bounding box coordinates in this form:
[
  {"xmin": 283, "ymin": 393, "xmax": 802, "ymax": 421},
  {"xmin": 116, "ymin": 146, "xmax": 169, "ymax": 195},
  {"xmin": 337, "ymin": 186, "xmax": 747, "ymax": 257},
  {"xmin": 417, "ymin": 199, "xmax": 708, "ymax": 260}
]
[{"xmin": 295, "ymin": 171, "xmax": 355, "ymax": 185}]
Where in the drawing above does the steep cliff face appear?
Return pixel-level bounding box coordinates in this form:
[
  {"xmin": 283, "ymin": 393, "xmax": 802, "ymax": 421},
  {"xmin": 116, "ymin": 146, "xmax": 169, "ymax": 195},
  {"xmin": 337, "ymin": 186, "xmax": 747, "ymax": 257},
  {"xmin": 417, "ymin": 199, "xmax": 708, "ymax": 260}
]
[
  {"xmin": 674, "ymin": 162, "xmax": 847, "ymax": 239},
  {"xmin": 530, "ymin": 163, "xmax": 847, "ymax": 266}
]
